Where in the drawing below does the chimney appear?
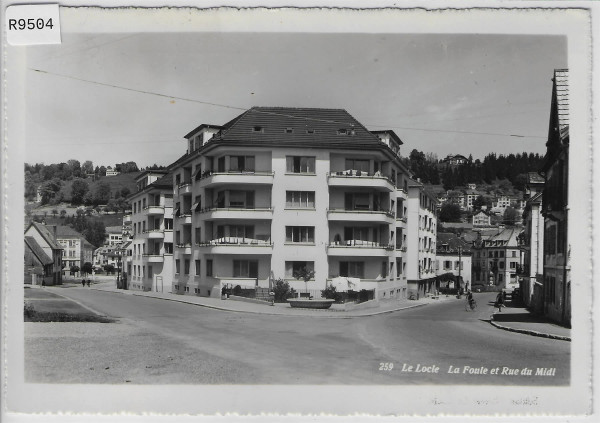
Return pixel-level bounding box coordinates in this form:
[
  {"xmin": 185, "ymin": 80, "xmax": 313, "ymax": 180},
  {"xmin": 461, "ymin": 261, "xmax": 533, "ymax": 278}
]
[{"xmin": 52, "ymin": 225, "xmax": 57, "ymax": 241}]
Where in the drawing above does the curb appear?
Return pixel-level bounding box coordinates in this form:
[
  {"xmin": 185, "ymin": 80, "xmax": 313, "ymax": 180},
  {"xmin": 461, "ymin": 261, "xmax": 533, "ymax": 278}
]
[
  {"xmin": 490, "ymin": 314, "xmax": 571, "ymax": 342},
  {"xmin": 88, "ymin": 287, "xmax": 428, "ymax": 318}
]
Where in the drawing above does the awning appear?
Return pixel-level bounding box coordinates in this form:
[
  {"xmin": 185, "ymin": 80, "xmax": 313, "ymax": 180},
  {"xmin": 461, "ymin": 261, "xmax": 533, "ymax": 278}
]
[{"xmin": 193, "ymin": 202, "xmax": 201, "ymax": 211}]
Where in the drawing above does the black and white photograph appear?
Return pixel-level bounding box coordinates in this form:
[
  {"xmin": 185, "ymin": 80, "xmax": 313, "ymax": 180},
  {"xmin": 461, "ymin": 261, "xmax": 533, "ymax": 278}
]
[{"xmin": 1, "ymin": 1, "xmax": 596, "ymax": 420}]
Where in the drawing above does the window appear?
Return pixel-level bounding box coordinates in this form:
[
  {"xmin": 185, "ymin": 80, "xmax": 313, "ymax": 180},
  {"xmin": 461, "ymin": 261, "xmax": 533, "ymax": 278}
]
[
  {"xmin": 252, "ymin": 126, "xmax": 263, "ymax": 132},
  {"xmin": 229, "ymin": 190, "xmax": 254, "ymax": 208},
  {"xmin": 345, "ymin": 159, "xmax": 370, "ymax": 172},
  {"xmin": 285, "ymin": 226, "xmax": 315, "ymax": 243},
  {"xmin": 175, "ymin": 259, "xmax": 180, "ymax": 274},
  {"xmin": 206, "ymin": 259, "xmax": 213, "ymax": 276},
  {"xmin": 444, "ymin": 260, "xmax": 451, "ymax": 270},
  {"xmin": 229, "ymin": 156, "xmax": 255, "ymax": 172},
  {"xmin": 500, "ymin": 251, "xmax": 505, "ymax": 258},
  {"xmin": 195, "ymin": 227, "xmax": 201, "ymax": 243},
  {"xmin": 306, "ymin": 129, "xmax": 315, "ymax": 134},
  {"xmin": 339, "ymin": 261, "xmax": 364, "ymax": 278},
  {"xmin": 164, "ymin": 243, "xmax": 173, "ymax": 254},
  {"xmin": 195, "ymin": 260, "xmax": 201, "ymax": 276},
  {"xmin": 510, "ymin": 262, "xmax": 516, "ymax": 269},
  {"xmin": 285, "ymin": 128, "xmax": 293, "ymax": 134},
  {"xmin": 193, "ymin": 195, "xmax": 202, "ymax": 211},
  {"xmin": 286, "ymin": 156, "xmax": 315, "ymax": 174},
  {"xmin": 164, "ymin": 218, "xmax": 173, "ymax": 230},
  {"xmin": 142, "ymin": 198, "xmax": 146, "ymax": 209},
  {"xmin": 499, "ymin": 261, "xmax": 505, "ymax": 269},
  {"xmin": 175, "ymin": 231, "xmax": 181, "ymax": 244},
  {"xmin": 233, "ymin": 260, "xmax": 258, "ymax": 278},
  {"xmin": 344, "ymin": 193, "xmax": 370, "ymax": 210},
  {"xmin": 285, "ymin": 191, "xmax": 315, "ymax": 208},
  {"xmin": 381, "ymin": 261, "xmax": 388, "ymax": 278},
  {"xmin": 512, "ymin": 251, "xmax": 517, "ymax": 258},
  {"xmin": 344, "ymin": 227, "xmax": 371, "ymax": 242},
  {"xmin": 285, "ymin": 261, "xmax": 314, "ymax": 278},
  {"xmin": 396, "ymin": 258, "xmax": 403, "ymax": 276},
  {"xmin": 184, "ymin": 259, "xmax": 190, "ymax": 275}
]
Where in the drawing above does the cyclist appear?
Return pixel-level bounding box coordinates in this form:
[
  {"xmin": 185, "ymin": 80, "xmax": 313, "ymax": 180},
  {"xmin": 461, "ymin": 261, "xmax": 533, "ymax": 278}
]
[{"xmin": 466, "ymin": 290, "xmax": 476, "ymax": 311}]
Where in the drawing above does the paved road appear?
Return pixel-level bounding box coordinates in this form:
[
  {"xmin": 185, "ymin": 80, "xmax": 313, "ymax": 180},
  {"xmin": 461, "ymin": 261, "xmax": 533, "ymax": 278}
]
[{"xmin": 25, "ymin": 288, "xmax": 569, "ymax": 385}]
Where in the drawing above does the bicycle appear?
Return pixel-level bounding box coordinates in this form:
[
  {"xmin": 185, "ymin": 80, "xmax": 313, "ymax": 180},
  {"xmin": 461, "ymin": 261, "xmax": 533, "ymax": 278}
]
[{"xmin": 465, "ymin": 298, "xmax": 477, "ymax": 311}]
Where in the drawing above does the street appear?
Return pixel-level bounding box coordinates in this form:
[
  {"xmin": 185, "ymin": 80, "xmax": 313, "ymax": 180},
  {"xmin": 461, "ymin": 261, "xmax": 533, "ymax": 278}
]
[{"xmin": 25, "ymin": 288, "xmax": 570, "ymax": 385}]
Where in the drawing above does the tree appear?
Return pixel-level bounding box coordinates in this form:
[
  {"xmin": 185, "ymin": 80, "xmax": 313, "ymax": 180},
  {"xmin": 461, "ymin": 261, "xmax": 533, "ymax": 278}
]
[
  {"xmin": 438, "ymin": 203, "xmax": 462, "ymax": 223},
  {"xmin": 120, "ymin": 187, "xmax": 131, "ymax": 198},
  {"xmin": 39, "ymin": 179, "xmax": 62, "ymax": 204},
  {"xmin": 104, "ymin": 264, "xmax": 115, "ymax": 274},
  {"xmin": 293, "ymin": 266, "xmax": 315, "ymax": 295},
  {"xmin": 69, "ymin": 265, "xmax": 80, "ymax": 275},
  {"xmin": 503, "ymin": 207, "xmax": 518, "ymax": 226},
  {"xmin": 94, "ymin": 182, "xmax": 111, "ymax": 204},
  {"xmin": 472, "ymin": 195, "xmax": 486, "ymax": 211},
  {"xmin": 71, "ymin": 179, "xmax": 89, "ymax": 205},
  {"xmin": 60, "ymin": 209, "xmax": 67, "ymax": 219},
  {"xmin": 272, "ymin": 278, "xmax": 295, "ymax": 302},
  {"xmin": 81, "ymin": 160, "xmax": 94, "ymax": 175},
  {"xmin": 81, "ymin": 262, "xmax": 94, "ymax": 276},
  {"xmin": 51, "ymin": 209, "xmax": 58, "ymax": 218}
]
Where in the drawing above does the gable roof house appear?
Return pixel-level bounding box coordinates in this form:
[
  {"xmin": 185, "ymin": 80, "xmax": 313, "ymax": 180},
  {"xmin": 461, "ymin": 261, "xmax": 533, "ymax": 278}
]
[{"xmin": 24, "ymin": 222, "xmax": 63, "ymax": 285}]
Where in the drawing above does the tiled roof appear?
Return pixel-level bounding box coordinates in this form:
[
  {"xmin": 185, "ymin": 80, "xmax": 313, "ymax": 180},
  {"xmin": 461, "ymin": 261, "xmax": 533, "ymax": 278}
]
[
  {"xmin": 55, "ymin": 225, "xmax": 85, "ymax": 239},
  {"xmin": 209, "ymin": 107, "xmax": 400, "ymax": 153},
  {"xmin": 27, "ymin": 222, "xmax": 62, "ymax": 250},
  {"xmin": 436, "ymin": 233, "xmax": 472, "ymax": 253},
  {"xmin": 151, "ymin": 172, "xmax": 174, "ymax": 188},
  {"xmin": 527, "ymin": 172, "xmax": 545, "ymax": 185},
  {"xmin": 554, "ymin": 69, "xmax": 569, "ymax": 133},
  {"xmin": 105, "ymin": 225, "xmax": 122, "ymax": 234},
  {"xmin": 24, "ymin": 236, "xmax": 53, "ymax": 265}
]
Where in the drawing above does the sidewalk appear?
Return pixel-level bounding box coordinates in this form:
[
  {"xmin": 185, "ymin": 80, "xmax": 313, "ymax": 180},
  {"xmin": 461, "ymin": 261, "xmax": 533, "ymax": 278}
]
[
  {"xmin": 68, "ymin": 281, "xmax": 461, "ymax": 318},
  {"xmin": 490, "ymin": 300, "xmax": 571, "ymax": 341}
]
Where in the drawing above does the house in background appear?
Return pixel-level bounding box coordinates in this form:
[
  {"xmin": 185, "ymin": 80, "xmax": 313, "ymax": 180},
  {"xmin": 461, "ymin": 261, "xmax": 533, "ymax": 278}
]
[
  {"xmin": 436, "ymin": 232, "xmax": 472, "ymax": 291},
  {"xmin": 24, "ymin": 222, "xmax": 63, "ymax": 285},
  {"xmin": 105, "ymin": 166, "xmax": 120, "ymax": 176},
  {"xmin": 105, "ymin": 225, "xmax": 123, "ymax": 246},
  {"xmin": 441, "ymin": 154, "xmax": 470, "ymax": 168},
  {"xmin": 471, "ymin": 227, "xmax": 521, "ymax": 291},
  {"xmin": 55, "ymin": 226, "xmax": 95, "ymax": 275},
  {"xmin": 472, "ymin": 209, "xmax": 492, "ymax": 227}
]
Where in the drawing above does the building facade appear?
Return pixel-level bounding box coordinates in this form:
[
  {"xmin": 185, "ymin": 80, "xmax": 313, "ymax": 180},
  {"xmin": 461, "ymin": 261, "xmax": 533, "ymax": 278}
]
[
  {"xmin": 540, "ymin": 69, "xmax": 570, "ymax": 326},
  {"xmin": 127, "ymin": 171, "xmax": 174, "ymax": 292},
  {"xmin": 54, "ymin": 226, "xmax": 95, "ymax": 274},
  {"xmin": 405, "ymin": 183, "xmax": 438, "ymax": 298},
  {"xmin": 436, "ymin": 233, "xmax": 472, "ymax": 291},
  {"xmin": 517, "ymin": 172, "xmax": 545, "ymax": 310},
  {"xmin": 471, "ymin": 228, "xmax": 521, "ymax": 291},
  {"xmin": 170, "ymin": 107, "xmax": 417, "ymax": 300}
]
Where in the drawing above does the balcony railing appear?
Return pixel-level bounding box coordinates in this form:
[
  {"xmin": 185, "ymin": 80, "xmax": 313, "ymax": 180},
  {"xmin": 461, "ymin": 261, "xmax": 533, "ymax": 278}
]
[
  {"xmin": 197, "ymin": 206, "xmax": 273, "ymax": 213},
  {"xmin": 327, "ymin": 207, "xmax": 395, "ymax": 219},
  {"xmin": 327, "ymin": 170, "xmax": 394, "ymax": 184},
  {"xmin": 328, "ymin": 240, "xmax": 394, "ymax": 250},
  {"xmin": 175, "ymin": 243, "xmax": 192, "ymax": 248},
  {"xmin": 197, "ymin": 237, "xmax": 273, "ymax": 247},
  {"xmin": 198, "ymin": 170, "xmax": 275, "ymax": 180}
]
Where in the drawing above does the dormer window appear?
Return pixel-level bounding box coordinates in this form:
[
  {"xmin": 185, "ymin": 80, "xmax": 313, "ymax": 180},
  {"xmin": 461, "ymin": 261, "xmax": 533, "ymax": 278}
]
[
  {"xmin": 285, "ymin": 128, "xmax": 294, "ymax": 134},
  {"xmin": 337, "ymin": 128, "xmax": 348, "ymax": 135},
  {"xmin": 306, "ymin": 129, "xmax": 315, "ymax": 134},
  {"xmin": 252, "ymin": 126, "xmax": 263, "ymax": 133}
]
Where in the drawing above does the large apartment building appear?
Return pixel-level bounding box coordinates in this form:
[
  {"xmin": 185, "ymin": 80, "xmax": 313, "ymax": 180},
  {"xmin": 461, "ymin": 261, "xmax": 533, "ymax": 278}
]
[
  {"xmin": 169, "ymin": 107, "xmax": 418, "ymax": 300},
  {"xmin": 126, "ymin": 171, "xmax": 174, "ymax": 292}
]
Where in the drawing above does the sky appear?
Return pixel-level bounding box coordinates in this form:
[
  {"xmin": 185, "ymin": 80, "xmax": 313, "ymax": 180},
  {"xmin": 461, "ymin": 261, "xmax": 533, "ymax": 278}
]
[{"xmin": 25, "ymin": 32, "xmax": 567, "ymax": 167}]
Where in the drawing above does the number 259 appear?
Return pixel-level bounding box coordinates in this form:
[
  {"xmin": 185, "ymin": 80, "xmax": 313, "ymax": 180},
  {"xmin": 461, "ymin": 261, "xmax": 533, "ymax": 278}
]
[{"xmin": 379, "ymin": 362, "xmax": 394, "ymax": 371}]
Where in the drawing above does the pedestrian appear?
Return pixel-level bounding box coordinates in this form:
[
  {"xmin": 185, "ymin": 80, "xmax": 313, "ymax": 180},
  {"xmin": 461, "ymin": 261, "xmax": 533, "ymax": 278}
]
[
  {"xmin": 87, "ymin": 280, "xmax": 90, "ymax": 287},
  {"xmin": 81, "ymin": 279, "xmax": 85, "ymax": 287},
  {"xmin": 495, "ymin": 292, "xmax": 504, "ymax": 312}
]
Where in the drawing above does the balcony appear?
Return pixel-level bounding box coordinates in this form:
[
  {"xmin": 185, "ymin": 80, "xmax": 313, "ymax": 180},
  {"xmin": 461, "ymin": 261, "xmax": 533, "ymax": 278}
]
[
  {"xmin": 327, "ymin": 171, "xmax": 394, "ymax": 192},
  {"xmin": 197, "ymin": 206, "xmax": 274, "ymax": 221},
  {"xmin": 396, "ymin": 216, "xmax": 407, "ymax": 223},
  {"xmin": 175, "ymin": 243, "xmax": 192, "ymax": 254},
  {"xmin": 176, "ymin": 213, "xmax": 192, "ymax": 224},
  {"xmin": 177, "ymin": 182, "xmax": 193, "ymax": 195},
  {"xmin": 142, "ymin": 254, "xmax": 164, "ymax": 263},
  {"xmin": 143, "ymin": 229, "xmax": 164, "ymax": 239},
  {"xmin": 327, "ymin": 240, "xmax": 394, "ymax": 257},
  {"xmin": 196, "ymin": 237, "xmax": 273, "ymax": 255},
  {"xmin": 327, "ymin": 208, "xmax": 394, "ymax": 224},
  {"xmin": 198, "ymin": 171, "xmax": 274, "ymax": 188},
  {"xmin": 144, "ymin": 205, "xmax": 165, "ymax": 215}
]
